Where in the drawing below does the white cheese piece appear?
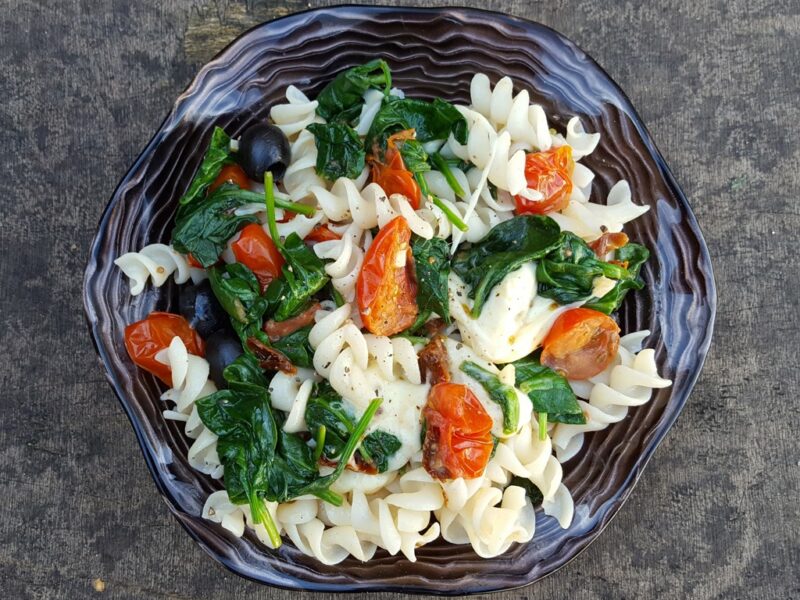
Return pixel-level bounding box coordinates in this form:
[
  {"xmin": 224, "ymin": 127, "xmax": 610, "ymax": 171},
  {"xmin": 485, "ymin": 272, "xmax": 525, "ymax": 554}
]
[
  {"xmin": 442, "ymin": 338, "xmax": 532, "ymax": 438},
  {"xmin": 448, "ymin": 265, "xmax": 573, "ymax": 363}
]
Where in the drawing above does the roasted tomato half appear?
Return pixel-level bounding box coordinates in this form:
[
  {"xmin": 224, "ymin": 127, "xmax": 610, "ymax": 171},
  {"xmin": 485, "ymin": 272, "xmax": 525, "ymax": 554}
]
[
  {"xmin": 356, "ymin": 216, "xmax": 418, "ymax": 336},
  {"xmin": 514, "ymin": 145, "xmax": 574, "ymax": 215},
  {"xmin": 124, "ymin": 312, "xmax": 205, "ymax": 385},
  {"xmin": 541, "ymin": 307, "xmax": 620, "ymax": 380},
  {"xmin": 370, "ymin": 129, "xmax": 421, "ymax": 209},
  {"xmin": 230, "ymin": 223, "xmax": 285, "ymax": 293},
  {"xmin": 422, "ymin": 383, "xmax": 494, "ymax": 480},
  {"xmin": 209, "ymin": 164, "xmax": 251, "ymax": 193}
]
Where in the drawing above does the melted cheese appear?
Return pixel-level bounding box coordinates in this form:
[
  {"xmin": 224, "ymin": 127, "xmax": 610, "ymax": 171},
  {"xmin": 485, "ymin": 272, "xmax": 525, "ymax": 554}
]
[
  {"xmin": 449, "ymin": 265, "xmax": 571, "ymax": 363},
  {"xmin": 443, "ymin": 338, "xmax": 532, "ymax": 438},
  {"xmin": 345, "ymin": 366, "xmax": 430, "ymax": 473}
]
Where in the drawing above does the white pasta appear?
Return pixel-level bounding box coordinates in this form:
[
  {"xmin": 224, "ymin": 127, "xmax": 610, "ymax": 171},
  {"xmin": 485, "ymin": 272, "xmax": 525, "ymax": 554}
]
[
  {"xmin": 313, "ymin": 223, "xmax": 372, "ymax": 302},
  {"xmin": 114, "ymin": 243, "xmax": 193, "ymax": 296},
  {"xmin": 551, "ymin": 331, "xmax": 673, "ymax": 462},
  {"xmin": 283, "ymin": 129, "xmax": 328, "ymax": 202},
  {"xmin": 310, "ymin": 177, "xmax": 434, "ymax": 238},
  {"xmin": 157, "ymin": 337, "xmax": 222, "ymax": 479},
  {"xmin": 549, "ymin": 180, "xmax": 650, "ymax": 241},
  {"xmin": 309, "ymin": 304, "xmax": 421, "ymax": 408},
  {"xmin": 268, "ymin": 368, "xmax": 317, "ymax": 434},
  {"xmin": 269, "ymin": 85, "xmax": 322, "ymax": 139}
]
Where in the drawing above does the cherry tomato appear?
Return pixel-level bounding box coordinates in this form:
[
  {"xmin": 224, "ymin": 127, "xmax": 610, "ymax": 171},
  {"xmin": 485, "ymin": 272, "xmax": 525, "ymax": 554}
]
[
  {"xmin": 589, "ymin": 232, "xmax": 629, "ymax": 259},
  {"xmin": 125, "ymin": 312, "xmax": 205, "ymax": 386},
  {"xmin": 422, "ymin": 383, "xmax": 494, "ymax": 480},
  {"xmin": 514, "ymin": 146, "xmax": 574, "ymax": 215},
  {"xmin": 304, "ymin": 224, "xmax": 341, "ymax": 243},
  {"xmin": 356, "ymin": 216, "xmax": 418, "ymax": 336},
  {"xmin": 209, "ymin": 164, "xmax": 251, "ymax": 193},
  {"xmin": 230, "ymin": 223, "xmax": 285, "ymax": 293},
  {"xmin": 186, "ymin": 254, "xmax": 203, "ymax": 269},
  {"xmin": 370, "ymin": 130, "xmax": 421, "ymax": 209},
  {"xmin": 541, "ymin": 307, "xmax": 620, "ymax": 380}
]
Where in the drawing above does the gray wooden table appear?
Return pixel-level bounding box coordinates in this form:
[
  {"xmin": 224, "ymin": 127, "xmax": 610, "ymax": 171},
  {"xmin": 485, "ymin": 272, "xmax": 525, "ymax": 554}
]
[{"xmin": 1, "ymin": 1, "xmax": 798, "ymax": 598}]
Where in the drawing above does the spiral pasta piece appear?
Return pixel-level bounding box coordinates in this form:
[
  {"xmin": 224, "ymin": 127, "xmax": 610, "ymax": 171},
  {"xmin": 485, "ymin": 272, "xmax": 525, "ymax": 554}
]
[
  {"xmin": 549, "ymin": 180, "xmax": 649, "ymax": 241},
  {"xmin": 436, "ymin": 483, "xmax": 535, "ymax": 558},
  {"xmin": 283, "ymin": 129, "xmax": 328, "ymax": 202},
  {"xmin": 268, "ymin": 368, "xmax": 317, "ymax": 434},
  {"xmin": 269, "ymin": 85, "xmax": 322, "ymax": 139},
  {"xmin": 309, "ymin": 304, "xmax": 421, "ymax": 407},
  {"xmin": 551, "ymin": 332, "xmax": 672, "ymax": 462},
  {"xmin": 157, "ymin": 337, "xmax": 222, "ymax": 479},
  {"xmin": 310, "ymin": 178, "xmax": 434, "ymax": 238},
  {"xmin": 313, "ymin": 223, "xmax": 372, "ymax": 302},
  {"xmin": 114, "ymin": 243, "xmax": 193, "ymax": 296}
]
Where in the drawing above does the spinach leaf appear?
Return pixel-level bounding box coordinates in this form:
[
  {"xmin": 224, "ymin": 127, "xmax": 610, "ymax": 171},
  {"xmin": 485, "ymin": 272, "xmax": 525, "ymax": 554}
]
[
  {"xmin": 537, "ymin": 233, "xmax": 648, "ymax": 315},
  {"xmin": 509, "ymin": 476, "xmax": 544, "ymax": 507},
  {"xmin": 583, "ymin": 243, "xmax": 649, "ymax": 314},
  {"xmin": 207, "ymin": 263, "xmax": 269, "ymax": 340},
  {"xmin": 512, "ymin": 356, "xmax": 585, "ymax": 425},
  {"xmin": 360, "ymin": 431, "xmax": 402, "ymax": 473},
  {"xmin": 179, "ymin": 127, "xmax": 232, "ymax": 207},
  {"xmin": 411, "ymin": 236, "xmax": 450, "ymax": 324},
  {"xmin": 266, "ymin": 233, "xmax": 329, "ymax": 321},
  {"xmin": 196, "ymin": 383, "xmax": 281, "ymax": 545},
  {"xmin": 398, "ymin": 138, "xmax": 431, "ymax": 173},
  {"xmin": 171, "ymin": 184, "xmax": 259, "ymax": 267},
  {"xmin": 263, "ymin": 178, "xmax": 330, "ymax": 321},
  {"xmin": 270, "ymin": 325, "xmax": 314, "ymax": 369},
  {"xmin": 306, "ymin": 122, "xmax": 366, "ymax": 180},
  {"xmin": 459, "ymin": 361, "xmax": 519, "ymax": 435},
  {"xmin": 316, "ymin": 59, "xmax": 392, "ymax": 123},
  {"xmin": 305, "ymin": 382, "xmax": 400, "ymax": 472},
  {"xmin": 223, "ymin": 353, "xmax": 268, "ymax": 390},
  {"xmin": 451, "ymin": 215, "xmax": 562, "ymax": 316},
  {"xmin": 304, "ymin": 381, "xmax": 355, "ymax": 460},
  {"xmin": 366, "ymin": 96, "xmax": 468, "ymax": 151}
]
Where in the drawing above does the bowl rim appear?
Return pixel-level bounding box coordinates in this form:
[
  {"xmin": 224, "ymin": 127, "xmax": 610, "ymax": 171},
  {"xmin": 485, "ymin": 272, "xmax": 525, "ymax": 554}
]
[{"xmin": 82, "ymin": 4, "xmax": 717, "ymax": 594}]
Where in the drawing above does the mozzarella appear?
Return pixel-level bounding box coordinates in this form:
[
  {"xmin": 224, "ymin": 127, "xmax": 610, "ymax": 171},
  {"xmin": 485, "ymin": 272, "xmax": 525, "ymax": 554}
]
[
  {"xmin": 442, "ymin": 338, "xmax": 532, "ymax": 438},
  {"xmin": 448, "ymin": 265, "xmax": 572, "ymax": 363}
]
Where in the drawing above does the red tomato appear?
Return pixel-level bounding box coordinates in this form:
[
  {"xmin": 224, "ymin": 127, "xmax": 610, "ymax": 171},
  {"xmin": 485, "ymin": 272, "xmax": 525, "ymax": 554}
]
[
  {"xmin": 304, "ymin": 224, "xmax": 341, "ymax": 243},
  {"xmin": 230, "ymin": 223, "xmax": 285, "ymax": 293},
  {"xmin": 514, "ymin": 146, "xmax": 575, "ymax": 214},
  {"xmin": 356, "ymin": 216, "xmax": 418, "ymax": 336},
  {"xmin": 370, "ymin": 130, "xmax": 421, "ymax": 209},
  {"xmin": 125, "ymin": 312, "xmax": 205, "ymax": 386},
  {"xmin": 541, "ymin": 308, "xmax": 620, "ymax": 380},
  {"xmin": 209, "ymin": 164, "xmax": 251, "ymax": 192},
  {"xmin": 422, "ymin": 383, "xmax": 494, "ymax": 480},
  {"xmin": 186, "ymin": 254, "xmax": 202, "ymax": 269}
]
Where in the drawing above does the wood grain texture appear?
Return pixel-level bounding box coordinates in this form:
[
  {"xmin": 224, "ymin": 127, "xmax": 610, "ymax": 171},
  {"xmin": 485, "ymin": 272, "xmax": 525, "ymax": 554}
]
[{"xmin": 0, "ymin": 0, "xmax": 797, "ymax": 598}]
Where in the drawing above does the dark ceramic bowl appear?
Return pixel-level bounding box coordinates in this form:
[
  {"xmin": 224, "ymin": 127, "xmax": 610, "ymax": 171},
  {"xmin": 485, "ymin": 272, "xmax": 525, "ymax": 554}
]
[{"xmin": 83, "ymin": 5, "xmax": 716, "ymax": 594}]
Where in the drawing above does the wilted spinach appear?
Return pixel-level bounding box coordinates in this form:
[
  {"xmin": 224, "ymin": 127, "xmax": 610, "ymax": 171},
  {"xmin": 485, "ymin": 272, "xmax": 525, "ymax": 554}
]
[
  {"xmin": 366, "ymin": 96, "xmax": 468, "ymax": 151},
  {"xmin": 459, "ymin": 361, "xmax": 519, "ymax": 435},
  {"xmin": 263, "ymin": 175, "xmax": 330, "ymax": 321},
  {"xmin": 583, "ymin": 242, "xmax": 649, "ymax": 314},
  {"xmin": 411, "ymin": 236, "xmax": 451, "ymax": 324},
  {"xmin": 207, "ymin": 262, "xmax": 269, "ymax": 341},
  {"xmin": 305, "ymin": 381, "xmax": 401, "ymax": 473},
  {"xmin": 171, "ymin": 184, "xmax": 259, "ymax": 267},
  {"xmin": 451, "ymin": 215, "xmax": 562, "ymax": 317},
  {"xmin": 512, "ymin": 355, "xmax": 585, "ymax": 428},
  {"xmin": 315, "ymin": 59, "xmax": 392, "ymax": 123},
  {"xmin": 197, "ymin": 366, "xmax": 383, "ymax": 548},
  {"xmin": 178, "ymin": 127, "xmax": 233, "ymax": 207},
  {"xmin": 306, "ymin": 122, "xmax": 366, "ymax": 180},
  {"xmin": 270, "ymin": 325, "xmax": 314, "ymax": 369}
]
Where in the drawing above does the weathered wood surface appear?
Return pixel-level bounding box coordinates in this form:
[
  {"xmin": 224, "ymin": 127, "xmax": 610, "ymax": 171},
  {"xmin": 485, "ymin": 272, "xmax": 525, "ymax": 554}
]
[{"xmin": 1, "ymin": 0, "xmax": 798, "ymax": 598}]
